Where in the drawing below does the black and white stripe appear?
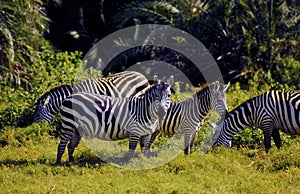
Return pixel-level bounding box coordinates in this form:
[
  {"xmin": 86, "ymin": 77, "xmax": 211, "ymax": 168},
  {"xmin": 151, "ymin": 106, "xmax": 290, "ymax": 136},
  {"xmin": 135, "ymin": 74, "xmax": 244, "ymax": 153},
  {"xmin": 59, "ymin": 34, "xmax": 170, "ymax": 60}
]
[
  {"xmin": 146, "ymin": 81, "xmax": 229, "ymax": 154},
  {"xmin": 33, "ymin": 71, "xmax": 150, "ymax": 122},
  {"xmin": 212, "ymin": 90, "xmax": 300, "ymax": 152},
  {"xmin": 56, "ymin": 76, "xmax": 173, "ymax": 163}
]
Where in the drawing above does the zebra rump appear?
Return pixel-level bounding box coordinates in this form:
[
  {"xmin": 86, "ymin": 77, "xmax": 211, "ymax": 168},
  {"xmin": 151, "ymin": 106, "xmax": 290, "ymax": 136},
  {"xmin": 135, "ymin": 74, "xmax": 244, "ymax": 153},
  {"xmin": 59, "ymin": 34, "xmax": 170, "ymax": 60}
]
[{"xmin": 212, "ymin": 90, "xmax": 300, "ymax": 152}]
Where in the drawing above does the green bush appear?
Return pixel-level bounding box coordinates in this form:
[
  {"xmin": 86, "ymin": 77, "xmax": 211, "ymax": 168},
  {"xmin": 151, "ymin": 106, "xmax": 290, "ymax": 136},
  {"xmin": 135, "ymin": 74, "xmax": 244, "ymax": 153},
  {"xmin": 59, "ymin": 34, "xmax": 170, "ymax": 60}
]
[
  {"xmin": 0, "ymin": 50, "xmax": 84, "ymax": 130},
  {"xmin": 275, "ymin": 58, "xmax": 300, "ymax": 87}
]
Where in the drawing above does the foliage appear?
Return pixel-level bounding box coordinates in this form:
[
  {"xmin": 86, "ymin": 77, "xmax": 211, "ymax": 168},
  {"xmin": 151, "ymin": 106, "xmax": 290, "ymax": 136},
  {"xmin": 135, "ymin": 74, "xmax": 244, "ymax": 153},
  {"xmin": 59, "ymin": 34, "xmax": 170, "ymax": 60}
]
[
  {"xmin": 0, "ymin": 0, "xmax": 51, "ymax": 88},
  {"xmin": 113, "ymin": 0, "xmax": 180, "ymax": 28},
  {"xmin": 39, "ymin": 0, "xmax": 299, "ymax": 86},
  {"xmin": 1, "ymin": 0, "xmax": 299, "ymax": 88},
  {"xmin": 0, "ymin": 50, "xmax": 83, "ymax": 130},
  {"xmin": 274, "ymin": 58, "xmax": 300, "ymax": 87}
]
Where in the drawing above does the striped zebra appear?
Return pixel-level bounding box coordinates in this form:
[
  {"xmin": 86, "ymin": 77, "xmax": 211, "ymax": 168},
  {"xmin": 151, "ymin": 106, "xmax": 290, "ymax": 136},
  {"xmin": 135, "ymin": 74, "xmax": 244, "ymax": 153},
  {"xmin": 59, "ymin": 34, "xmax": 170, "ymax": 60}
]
[
  {"xmin": 33, "ymin": 71, "xmax": 150, "ymax": 122},
  {"xmin": 56, "ymin": 76, "xmax": 173, "ymax": 163},
  {"xmin": 143, "ymin": 81, "xmax": 229, "ymax": 155},
  {"xmin": 212, "ymin": 90, "xmax": 300, "ymax": 152}
]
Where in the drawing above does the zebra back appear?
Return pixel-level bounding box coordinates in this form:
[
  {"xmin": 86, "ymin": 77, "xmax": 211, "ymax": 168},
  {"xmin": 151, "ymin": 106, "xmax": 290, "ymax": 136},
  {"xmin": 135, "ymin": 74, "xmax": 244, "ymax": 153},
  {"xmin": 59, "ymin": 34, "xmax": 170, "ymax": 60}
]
[
  {"xmin": 212, "ymin": 90, "xmax": 300, "ymax": 150},
  {"xmin": 73, "ymin": 71, "xmax": 150, "ymax": 97},
  {"xmin": 33, "ymin": 71, "xmax": 150, "ymax": 122}
]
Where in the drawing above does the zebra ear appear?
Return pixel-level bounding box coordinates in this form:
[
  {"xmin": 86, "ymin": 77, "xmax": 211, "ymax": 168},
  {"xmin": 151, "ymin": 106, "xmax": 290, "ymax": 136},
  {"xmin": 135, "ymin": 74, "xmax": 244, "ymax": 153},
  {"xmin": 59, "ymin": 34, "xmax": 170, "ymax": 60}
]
[
  {"xmin": 223, "ymin": 82, "xmax": 230, "ymax": 92},
  {"xmin": 167, "ymin": 76, "xmax": 174, "ymax": 86},
  {"xmin": 212, "ymin": 81, "xmax": 220, "ymax": 92},
  {"xmin": 209, "ymin": 122, "xmax": 217, "ymax": 129},
  {"xmin": 153, "ymin": 74, "xmax": 160, "ymax": 84}
]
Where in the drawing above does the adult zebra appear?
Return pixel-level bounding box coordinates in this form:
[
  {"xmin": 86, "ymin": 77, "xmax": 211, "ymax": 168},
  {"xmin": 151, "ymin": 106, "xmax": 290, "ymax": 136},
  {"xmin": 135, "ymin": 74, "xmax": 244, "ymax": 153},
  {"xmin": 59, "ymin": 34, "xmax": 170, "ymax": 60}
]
[
  {"xmin": 212, "ymin": 90, "xmax": 300, "ymax": 152},
  {"xmin": 33, "ymin": 71, "xmax": 150, "ymax": 122},
  {"xmin": 57, "ymin": 76, "xmax": 173, "ymax": 164},
  {"xmin": 142, "ymin": 81, "xmax": 229, "ymax": 155}
]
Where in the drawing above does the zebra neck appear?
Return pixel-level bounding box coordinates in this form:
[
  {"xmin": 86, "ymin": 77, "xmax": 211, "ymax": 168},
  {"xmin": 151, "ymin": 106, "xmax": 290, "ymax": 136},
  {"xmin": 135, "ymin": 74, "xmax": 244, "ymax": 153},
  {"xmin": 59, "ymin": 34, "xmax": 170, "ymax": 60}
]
[
  {"xmin": 222, "ymin": 98, "xmax": 257, "ymax": 134},
  {"xmin": 50, "ymin": 85, "xmax": 73, "ymax": 113},
  {"xmin": 186, "ymin": 93, "xmax": 211, "ymax": 121},
  {"xmin": 134, "ymin": 95, "xmax": 159, "ymax": 121}
]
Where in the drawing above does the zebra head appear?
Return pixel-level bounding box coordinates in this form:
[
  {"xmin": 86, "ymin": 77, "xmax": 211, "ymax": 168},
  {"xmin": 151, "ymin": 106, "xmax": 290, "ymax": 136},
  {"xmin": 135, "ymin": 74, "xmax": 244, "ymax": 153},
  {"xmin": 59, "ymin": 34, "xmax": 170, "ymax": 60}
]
[
  {"xmin": 211, "ymin": 122, "xmax": 232, "ymax": 149},
  {"xmin": 156, "ymin": 75, "xmax": 173, "ymax": 110},
  {"xmin": 209, "ymin": 81, "xmax": 230, "ymax": 118},
  {"xmin": 151, "ymin": 75, "xmax": 173, "ymax": 122},
  {"xmin": 33, "ymin": 84, "xmax": 72, "ymax": 122},
  {"xmin": 33, "ymin": 93, "xmax": 52, "ymax": 122}
]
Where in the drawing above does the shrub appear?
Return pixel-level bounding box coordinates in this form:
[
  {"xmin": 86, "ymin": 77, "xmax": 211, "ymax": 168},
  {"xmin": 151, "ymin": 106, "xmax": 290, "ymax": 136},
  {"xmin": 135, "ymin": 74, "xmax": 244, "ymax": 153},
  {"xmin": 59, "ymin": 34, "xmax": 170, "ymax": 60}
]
[
  {"xmin": 0, "ymin": 50, "xmax": 84, "ymax": 130},
  {"xmin": 275, "ymin": 58, "xmax": 300, "ymax": 88}
]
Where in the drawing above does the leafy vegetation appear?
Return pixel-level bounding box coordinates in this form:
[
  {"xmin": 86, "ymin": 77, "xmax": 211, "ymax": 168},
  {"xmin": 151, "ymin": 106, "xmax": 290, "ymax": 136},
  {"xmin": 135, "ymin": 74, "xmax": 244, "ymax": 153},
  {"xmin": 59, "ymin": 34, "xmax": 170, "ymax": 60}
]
[
  {"xmin": 41, "ymin": 0, "xmax": 300, "ymax": 84},
  {"xmin": 0, "ymin": 50, "xmax": 83, "ymax": 130}
]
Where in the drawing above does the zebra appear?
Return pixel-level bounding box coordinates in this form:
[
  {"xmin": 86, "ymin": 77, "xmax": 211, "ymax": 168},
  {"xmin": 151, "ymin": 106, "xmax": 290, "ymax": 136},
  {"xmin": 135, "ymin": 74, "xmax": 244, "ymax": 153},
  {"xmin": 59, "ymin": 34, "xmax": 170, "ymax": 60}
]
[
  {"xmin": 212, "ymin": 90, "xmax": 300, "ymax": 152},
  {"xmin": 142, "ymin": 81, "xmax": 229, "ymax": 155},
  {"xmin": 33, "ymin": 71, "xmax": 150, "ymax": 122},
  {"xmin": 56, "ymin": 76, "xmax": 173, "ymax": 164}
]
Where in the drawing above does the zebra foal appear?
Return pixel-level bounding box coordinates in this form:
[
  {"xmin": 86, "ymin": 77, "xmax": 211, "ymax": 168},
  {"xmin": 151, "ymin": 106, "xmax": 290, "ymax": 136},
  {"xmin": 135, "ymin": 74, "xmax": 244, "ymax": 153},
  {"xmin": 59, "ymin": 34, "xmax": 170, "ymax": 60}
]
[
  {"xmin": 57, "ymin": 76, "xmax": 173, "ymax": 163},
  {"xmin": 33, "ymin": 71, "xmax": 149, "ymax": 122},
  {"xmin": 212, "ymin": 90, "xmax": 300, "ymax": 152},
  {"xmin": 143, "ymin": 81, "xmax": 229, "ymax": 154}
]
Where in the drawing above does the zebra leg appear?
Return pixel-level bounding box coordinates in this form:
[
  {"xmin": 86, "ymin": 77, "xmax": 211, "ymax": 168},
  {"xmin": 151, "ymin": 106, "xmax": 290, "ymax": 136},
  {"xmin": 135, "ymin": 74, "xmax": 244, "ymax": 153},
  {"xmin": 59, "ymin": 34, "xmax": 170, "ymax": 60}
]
[
  {"xmin": 272, "ymin": 129, "xmax": 282, "ymax": 149},
  {"xmin": 262, "ymin": 128, "xmax": 272, "ymax": 153},
  {"xmin": 56, "ymin": 134, "xmax": 73, "ymax": 164},
  {"xmin": 140, "ymin": 131, "xmax": 157, "ymax": 151},
  {"xmin": 140, "ymin": 137, "xmax": 145, "ymax": 151},
  {"xmin": 149, "ymin": 130, "xmax": 160, "ymax": 148},
  {"xmin": 184, "ymin": 130, "xmax": 193, "ymax": 155},
  {"xmin": 142, "ymin": 135, "xmax": 151, "ymax": 157},
  {"xmin": 125, "ymin": 133, "xmax": 140, "ymax": 160},
  {"xmin": 189, "ymin": 131, "xmax": 197, "ymax": 154},
  {"xmin": 67, "ymin": 129, "xmax": 81, "ymax": 163}
]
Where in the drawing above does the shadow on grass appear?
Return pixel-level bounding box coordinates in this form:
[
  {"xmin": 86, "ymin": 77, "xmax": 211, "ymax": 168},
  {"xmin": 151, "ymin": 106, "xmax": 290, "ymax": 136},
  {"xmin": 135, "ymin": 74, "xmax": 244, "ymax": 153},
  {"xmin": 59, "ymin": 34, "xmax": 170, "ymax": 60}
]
[
  {"xmin": 0, "ymin": 150, "xmax": 160, "ymax": 169},
  {"xmin": 0, "ymin": 156, "xmax": 107, "ymax": 168},
  {"xmin": 75, "ymin": 151, "xmax": 142, "ymax": 167}
]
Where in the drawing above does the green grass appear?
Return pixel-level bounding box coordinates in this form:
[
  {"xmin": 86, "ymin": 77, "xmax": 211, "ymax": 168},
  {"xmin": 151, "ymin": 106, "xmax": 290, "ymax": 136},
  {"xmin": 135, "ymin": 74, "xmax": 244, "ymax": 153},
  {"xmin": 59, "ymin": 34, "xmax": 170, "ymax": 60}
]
[{"xmin": 1, "ymin": 123, "xmax": 300, "ymax": 193}]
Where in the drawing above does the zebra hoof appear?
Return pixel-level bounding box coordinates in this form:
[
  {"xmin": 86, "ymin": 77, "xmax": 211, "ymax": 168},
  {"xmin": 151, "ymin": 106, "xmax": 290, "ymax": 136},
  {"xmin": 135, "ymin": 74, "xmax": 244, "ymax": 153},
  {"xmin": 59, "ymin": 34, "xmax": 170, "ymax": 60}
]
[
  {"xmin": 123, "ymin": 151, "xmax": 136, "ymax": 162},
  {"xmin": 69, "ymin": 156, "xmax": 75, "ymax": 163},
  {"xmin": 184, "ymin": 149, "xmax": 190, "ymax": 155},
  {"xmin": 143, "ymin": 150, "xmax": 150, "ymax": 157}
]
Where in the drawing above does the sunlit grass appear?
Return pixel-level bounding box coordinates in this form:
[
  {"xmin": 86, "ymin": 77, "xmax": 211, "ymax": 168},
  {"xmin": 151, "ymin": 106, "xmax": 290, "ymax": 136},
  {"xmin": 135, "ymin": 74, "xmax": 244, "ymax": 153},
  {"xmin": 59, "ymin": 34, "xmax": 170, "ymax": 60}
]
[{"xmin": 1, "ymin": 123, "xmax": 300, "ymax": 193}]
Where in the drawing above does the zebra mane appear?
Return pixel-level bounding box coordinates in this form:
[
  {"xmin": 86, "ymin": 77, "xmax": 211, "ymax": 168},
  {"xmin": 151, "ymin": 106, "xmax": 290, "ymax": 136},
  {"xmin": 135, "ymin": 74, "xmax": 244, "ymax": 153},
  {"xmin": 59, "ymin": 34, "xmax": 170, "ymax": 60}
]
[
  {"xmin": 38, "ymin": 84, "xmax": 72, "ymax": 100},
  {"xmin": 194, "ymin": 82, "xmax": 216, "ymax": 97},
  {"xmin": 144, "ymin": 83, "xmax": 160, "ymax": 94}
]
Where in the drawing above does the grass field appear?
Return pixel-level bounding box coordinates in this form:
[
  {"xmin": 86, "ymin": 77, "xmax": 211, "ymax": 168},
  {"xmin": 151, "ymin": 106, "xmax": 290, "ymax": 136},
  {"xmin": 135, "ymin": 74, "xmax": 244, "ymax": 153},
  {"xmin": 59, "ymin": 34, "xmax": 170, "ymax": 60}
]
[{"xmin": 1, "ymin": 122, "xmax": 300, "ymax": 194}]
